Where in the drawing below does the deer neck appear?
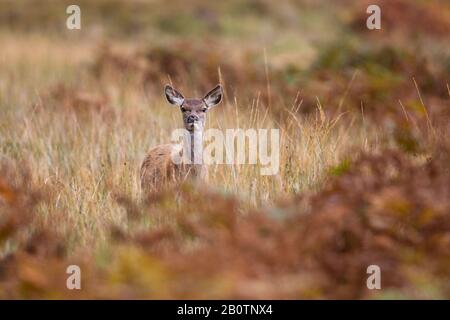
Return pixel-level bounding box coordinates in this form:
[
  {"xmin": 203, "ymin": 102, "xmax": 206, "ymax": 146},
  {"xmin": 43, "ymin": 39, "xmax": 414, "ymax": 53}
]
[
  {"xmin": 190, "ymin": 128, "xmax": 203, "ymax": 165},
  {"xmin": 179, "ymin": 125, "xmax": 203, "ymax": 180},
  {"xmin": 188, "ymin": 125, "xmax": 204, "ymax": 166}
]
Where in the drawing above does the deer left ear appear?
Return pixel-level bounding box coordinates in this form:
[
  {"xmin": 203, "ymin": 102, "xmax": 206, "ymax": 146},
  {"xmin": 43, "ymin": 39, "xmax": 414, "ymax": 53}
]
[
  {"xmin": 203, "ymin": 84, "xmax": 223, "ymax": 108},
  {"xmin": 165, "ymin": 85, "xmax": 185, "ymax": 107}
]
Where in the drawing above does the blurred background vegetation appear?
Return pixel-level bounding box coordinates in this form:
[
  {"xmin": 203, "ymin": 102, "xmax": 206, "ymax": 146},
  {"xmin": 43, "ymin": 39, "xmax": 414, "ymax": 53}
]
[{"xmin": 0, "ymin": 0, "xmax": 449, "ymax": 299}]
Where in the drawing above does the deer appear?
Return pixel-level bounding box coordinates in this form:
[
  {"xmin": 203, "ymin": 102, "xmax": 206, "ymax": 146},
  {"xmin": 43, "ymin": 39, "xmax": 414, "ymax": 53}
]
[{"xmin": 140, "ymin": 84, "xmax": 223, "ymax": 193}]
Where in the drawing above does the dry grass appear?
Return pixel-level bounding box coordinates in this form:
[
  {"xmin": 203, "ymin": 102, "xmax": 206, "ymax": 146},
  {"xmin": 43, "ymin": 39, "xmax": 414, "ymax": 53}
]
[
  {"xmin": 0, "ymin": 34, "xmax": 377, "ymax": 249},
  {"xmin": 0, "ymin": 0, "xmax": 449, "ymax": 299}
]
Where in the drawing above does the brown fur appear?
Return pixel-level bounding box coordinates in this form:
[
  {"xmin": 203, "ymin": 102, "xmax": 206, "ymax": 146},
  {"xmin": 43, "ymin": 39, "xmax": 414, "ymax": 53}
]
[
  {"xmin": 140, "ymin": 143, "xmax": 208, "ymax": 193},
  {"xmin": 140, "ymin": 144, "xmax": 184, "ymax": 192}
]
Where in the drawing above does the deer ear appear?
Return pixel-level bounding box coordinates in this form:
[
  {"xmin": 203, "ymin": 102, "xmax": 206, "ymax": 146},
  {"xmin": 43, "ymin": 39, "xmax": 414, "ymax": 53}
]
[
  {"xmin": 165, "ymin": 85, "xmax": 185, "ymax": 106},
  {"xmin": 203, "ymin": 84, "xmax": 223, "ymax": 108}
]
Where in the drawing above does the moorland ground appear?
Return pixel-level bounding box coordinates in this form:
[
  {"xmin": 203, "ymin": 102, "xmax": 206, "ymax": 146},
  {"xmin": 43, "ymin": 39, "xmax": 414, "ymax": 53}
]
[{"xmin": 0, "ymin": 0, "xmax": 449, "ymax": 298}]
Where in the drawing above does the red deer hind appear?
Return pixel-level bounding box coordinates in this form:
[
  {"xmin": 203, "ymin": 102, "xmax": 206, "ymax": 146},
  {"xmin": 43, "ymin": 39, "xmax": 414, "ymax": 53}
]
[{"xmin": 140, "ymin": 84, "xmax": 223, "ymax": 193}]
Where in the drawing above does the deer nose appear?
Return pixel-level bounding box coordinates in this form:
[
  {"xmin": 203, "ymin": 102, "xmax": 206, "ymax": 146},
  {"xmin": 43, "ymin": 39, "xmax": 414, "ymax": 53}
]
[{"xmin": 187, "ymin": 115, "xmax": 199, "ymax": 123}]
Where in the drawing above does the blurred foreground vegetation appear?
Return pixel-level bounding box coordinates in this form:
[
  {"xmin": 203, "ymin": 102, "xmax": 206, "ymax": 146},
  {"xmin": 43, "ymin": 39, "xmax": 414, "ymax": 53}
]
[{"xmin": 0, "ymin": 0, "xmax": 449, "ymax": 298}]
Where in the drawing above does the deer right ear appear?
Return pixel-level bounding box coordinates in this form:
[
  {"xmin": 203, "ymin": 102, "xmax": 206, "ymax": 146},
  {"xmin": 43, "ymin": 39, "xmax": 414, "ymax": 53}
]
[
  {"xmin": 203, "ymin": 84, "xmax": 223, "ymax": 108},
  {"xmin": 164, "ymin": 85, "xmax": 185, "ymax": 106}
]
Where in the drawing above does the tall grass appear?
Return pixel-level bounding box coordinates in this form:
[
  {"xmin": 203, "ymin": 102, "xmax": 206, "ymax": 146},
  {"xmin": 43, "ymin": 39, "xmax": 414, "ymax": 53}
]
[
  {"xmin": 1, "ymin": 0, "xmax": 449, "ymax": 298},
  {"xmin": 0, "ymin": 34, "xmax": 378, "ymax": 250}
]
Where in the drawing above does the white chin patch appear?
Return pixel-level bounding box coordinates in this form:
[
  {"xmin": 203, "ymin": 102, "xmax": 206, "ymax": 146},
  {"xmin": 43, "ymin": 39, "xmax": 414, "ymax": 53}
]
[
  {"xmin": 193, "ymin": 122, "xmax": 203, "ymax": 130},
  {"xmin": 187, "ymin": 122, "xmax": 202, "ymax": 130}
]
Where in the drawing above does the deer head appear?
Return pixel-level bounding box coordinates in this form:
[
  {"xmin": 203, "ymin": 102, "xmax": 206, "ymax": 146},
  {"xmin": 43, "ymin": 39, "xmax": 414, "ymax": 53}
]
[{"xmin": 164, "ymin": 84, "xmax": 223, "ymax": 131}]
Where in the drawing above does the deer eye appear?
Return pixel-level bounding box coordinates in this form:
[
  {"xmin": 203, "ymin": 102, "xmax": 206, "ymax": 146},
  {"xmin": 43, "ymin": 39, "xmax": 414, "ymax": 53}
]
[
  {"xmin": 201, "ymin": 107, "xmax": 208, "ymax": 112},
  {"xmin": 180, "ymin": 106, "xmax": 187, "ymax": 112}
]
